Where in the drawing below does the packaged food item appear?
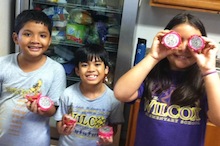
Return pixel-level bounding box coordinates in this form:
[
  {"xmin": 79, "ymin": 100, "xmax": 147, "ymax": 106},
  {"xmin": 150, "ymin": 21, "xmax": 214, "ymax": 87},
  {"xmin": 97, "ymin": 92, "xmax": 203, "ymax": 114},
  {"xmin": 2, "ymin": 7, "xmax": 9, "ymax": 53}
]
[
  {"xmin": 96, "ymin": 0, "xmax": 107, "ymax": 7},
  {"xmin": 57, "ymin": 0, "xmax": 67, "ymax": 3},
  {"xmin": 26, "ymin": 92, "xmax": 41, "ymax": 102},
  {"xmin": 43, "ymin": 7, "xmax": 69, "ymax": 21},
  {"xmin": 162, "ymin": 31, "xmax": 181, "ymax": 49},
  {"xmin": 63, "ymin": 115, "xmax": 77, "ymax": 126},
  {"xmin": 68, "ymin": 9, "xmax": 92, "ymax": 25},
  {"xmin": 66, "ymin": 23, "xmax": 89, "ymax": 43},
  {"xmin": 188, "ymin": 35, "xmax": 205, "ymax": 52},
  {"xmin": 37, "ymin": 96, "xmax": 54, "ymax": 111},
  {"xmin": 98, "ymin": 126, "xmax": 113, "ymax": 138},
  {"xmin": 87, "ymin": 21, "xmax": 107, "ymax": 44},
  {"xmin": 47, "ymin": 0, "xmax": 58, "ymax": 2},
  {"xmin": 43, "ymin": 7, "xmax": 69, "ymax": 41},
  {"xmin": 52, "ymin": 30, "xmax": 66, "ymax": 41}
]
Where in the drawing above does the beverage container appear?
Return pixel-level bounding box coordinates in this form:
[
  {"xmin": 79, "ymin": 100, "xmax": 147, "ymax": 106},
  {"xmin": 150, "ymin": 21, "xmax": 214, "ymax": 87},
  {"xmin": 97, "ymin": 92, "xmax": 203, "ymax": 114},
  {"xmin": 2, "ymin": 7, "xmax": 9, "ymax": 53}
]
[{"xmin": 134, "ymin": 38, "xmax": 147, "ymax": 65}]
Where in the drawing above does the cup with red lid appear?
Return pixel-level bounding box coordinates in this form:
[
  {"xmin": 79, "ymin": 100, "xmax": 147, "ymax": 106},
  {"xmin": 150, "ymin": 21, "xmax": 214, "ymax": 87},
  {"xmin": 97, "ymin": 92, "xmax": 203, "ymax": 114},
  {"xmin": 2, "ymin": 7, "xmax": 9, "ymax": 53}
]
[
  {"xmin": 63, "ymin": 115, "xmax": 77, "ymax": 126},
  {"xmin": 188, "ymin": 35, "xmax": 205, "ymax": 52},
  {"xmin": 98, "ymin": 126, "xmax": 113, "ymax": 138},
  {"xmin": 37, "ymin": 96, "xmax": 54, "ymax": 111},
  {"xmin": 162, "ymin": 31, "xmax": 181, "ymax": 49},
  {"xmin": 25, "ymin": 92, "xmax": 41, "ymax": 102}
]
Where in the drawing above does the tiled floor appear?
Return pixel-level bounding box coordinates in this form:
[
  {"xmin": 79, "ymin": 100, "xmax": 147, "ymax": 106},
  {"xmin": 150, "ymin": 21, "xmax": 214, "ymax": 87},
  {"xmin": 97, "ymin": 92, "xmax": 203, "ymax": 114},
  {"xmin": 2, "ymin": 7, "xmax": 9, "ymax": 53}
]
[{"xmin": 50, "ymin": 139, "xmax": 58, "ymax": 146}]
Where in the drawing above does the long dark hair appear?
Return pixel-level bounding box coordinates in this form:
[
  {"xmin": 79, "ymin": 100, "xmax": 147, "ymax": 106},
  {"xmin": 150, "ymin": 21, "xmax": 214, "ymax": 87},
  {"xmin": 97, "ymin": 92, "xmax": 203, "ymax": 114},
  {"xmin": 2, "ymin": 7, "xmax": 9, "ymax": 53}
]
[{"xmin": 145, "ymin": 13, "xmax": 206, "ymax": 106}]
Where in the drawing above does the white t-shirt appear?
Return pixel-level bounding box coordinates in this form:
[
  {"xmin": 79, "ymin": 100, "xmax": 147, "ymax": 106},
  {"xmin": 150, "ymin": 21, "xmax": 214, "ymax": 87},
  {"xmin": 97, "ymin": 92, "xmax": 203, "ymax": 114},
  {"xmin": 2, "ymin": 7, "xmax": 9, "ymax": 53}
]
[
  {"xmin": 0, "ymin": 53, "xmax": 66, "ymax": 146},
  {"xmin": 54, "ymin": 82, "xmax": 124, "ymax": 146}
]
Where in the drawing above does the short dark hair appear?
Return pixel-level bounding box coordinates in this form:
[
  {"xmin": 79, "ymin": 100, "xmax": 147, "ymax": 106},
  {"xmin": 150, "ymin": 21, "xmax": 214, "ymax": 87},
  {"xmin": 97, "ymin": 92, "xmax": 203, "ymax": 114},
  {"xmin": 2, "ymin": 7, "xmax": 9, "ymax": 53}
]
[
  {"xmin": 74, "ymin": 44, "xmax": 110, "ymax": 68},
  {"xmin": 14, "ymin": 10, "xmax": 52, "ymax": 35}
]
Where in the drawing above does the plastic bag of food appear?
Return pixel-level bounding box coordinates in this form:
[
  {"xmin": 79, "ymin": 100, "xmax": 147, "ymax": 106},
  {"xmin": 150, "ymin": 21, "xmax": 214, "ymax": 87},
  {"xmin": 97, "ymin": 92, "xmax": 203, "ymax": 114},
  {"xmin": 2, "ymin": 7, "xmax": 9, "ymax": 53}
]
[
  {"xmin": 66, "ymin": 23, "xmax": 89, "ymax": 43},
  {"xmin": 68, "ymin": 9, "xmax": 92, "ymax": 25},
  {"xmin": 43, "ymin": 6, "xmax": 69, "ymax": 21}
]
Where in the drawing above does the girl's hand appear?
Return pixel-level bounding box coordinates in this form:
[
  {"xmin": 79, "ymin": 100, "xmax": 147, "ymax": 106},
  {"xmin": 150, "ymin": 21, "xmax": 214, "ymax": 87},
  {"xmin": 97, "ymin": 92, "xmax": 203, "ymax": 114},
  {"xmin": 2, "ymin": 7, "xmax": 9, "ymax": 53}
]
[
  {"xmin": 97, "ymin": 135, "xmax": 113, "ymax": 146},
  {"xmin": 190, "ymin": 37, "xmax": 218, "ymax": 73},
  {"xmin": 148, "ymin": 30, "xmax": 176, "ymax": 61}
]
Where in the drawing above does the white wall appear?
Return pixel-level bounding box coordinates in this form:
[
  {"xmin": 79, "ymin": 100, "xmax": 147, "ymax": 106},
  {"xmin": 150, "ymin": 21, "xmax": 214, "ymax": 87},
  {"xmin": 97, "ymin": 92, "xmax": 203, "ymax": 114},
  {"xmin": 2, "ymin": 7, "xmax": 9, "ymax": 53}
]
[
  {"xmin": 136, "ymin": 0, "xmax": 220, "ymax": 57},
  {"xmin": 0, "ymin": 1, "xmax": 15, "ymax": 56}
]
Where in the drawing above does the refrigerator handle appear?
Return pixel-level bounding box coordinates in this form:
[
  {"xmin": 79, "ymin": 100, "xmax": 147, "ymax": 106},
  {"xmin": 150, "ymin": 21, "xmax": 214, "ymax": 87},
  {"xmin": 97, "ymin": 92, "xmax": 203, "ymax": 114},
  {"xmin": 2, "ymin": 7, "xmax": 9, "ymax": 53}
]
[
  {"xmin": 15, "ymin": 0, "xmax": 31, "ymax": 16},
  {"xmin": 15, "ymin": 0, "xmax": 31, "ymax": 53}
]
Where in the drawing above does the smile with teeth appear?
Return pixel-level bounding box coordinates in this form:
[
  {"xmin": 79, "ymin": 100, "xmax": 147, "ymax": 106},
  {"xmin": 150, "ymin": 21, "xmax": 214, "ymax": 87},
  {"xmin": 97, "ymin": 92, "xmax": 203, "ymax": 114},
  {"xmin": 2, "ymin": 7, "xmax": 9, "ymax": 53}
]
[
  {"xmin": 28, "ymin": 46, "xmax": 41, "ymax": 50},
  {"xmin": 86, "ymin": 75, "xmax": 98, "ymax": 80}
]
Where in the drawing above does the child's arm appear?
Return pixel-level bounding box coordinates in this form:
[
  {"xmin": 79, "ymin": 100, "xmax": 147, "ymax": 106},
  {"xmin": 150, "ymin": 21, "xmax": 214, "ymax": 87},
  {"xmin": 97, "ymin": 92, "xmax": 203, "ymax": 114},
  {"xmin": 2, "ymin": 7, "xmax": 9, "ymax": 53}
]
[
  {"xmin": 114, "ymin": 30, "xmax": 174, "ymax": 102},
  {"xmin": 191, "ymin": 37, "xmax": 220, "ymax": 126}
]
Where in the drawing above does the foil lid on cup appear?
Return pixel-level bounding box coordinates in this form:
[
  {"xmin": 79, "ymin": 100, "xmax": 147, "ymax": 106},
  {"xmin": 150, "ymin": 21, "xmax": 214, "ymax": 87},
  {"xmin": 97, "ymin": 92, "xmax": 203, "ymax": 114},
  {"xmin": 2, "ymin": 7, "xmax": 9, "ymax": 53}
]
[
  {"xmin": 162, "ymin": 31, "xmax": 181, "ymax": 49},
  {"xmin": 98, "ymin": 126, "xmax": 113, "ymax": 138},
  {"xmin": 37, "ymin": 96, "xmax": 54, "ymax": 111},
  {"xmin": 188, "ymin": 35, "xmax": 205, "ymax": 52}
]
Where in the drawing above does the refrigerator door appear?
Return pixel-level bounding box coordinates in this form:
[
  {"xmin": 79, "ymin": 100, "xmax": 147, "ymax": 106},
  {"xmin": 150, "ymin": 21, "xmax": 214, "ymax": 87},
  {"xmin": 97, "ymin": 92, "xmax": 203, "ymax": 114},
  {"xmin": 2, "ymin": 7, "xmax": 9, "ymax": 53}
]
[
  {"xmin": 15, "ymin": 0, "xmax": 140, "ymax": 145},
  {"xmin": 0, "ymin": 0, "xmax": 15, "ymax": 56}
]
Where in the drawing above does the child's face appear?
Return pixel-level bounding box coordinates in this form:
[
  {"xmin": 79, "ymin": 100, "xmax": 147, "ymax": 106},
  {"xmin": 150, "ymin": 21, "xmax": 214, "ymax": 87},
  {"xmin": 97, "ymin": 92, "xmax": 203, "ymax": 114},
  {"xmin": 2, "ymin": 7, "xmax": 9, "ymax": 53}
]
[
  {"xmin": 167, "ymin": 23, "xmax": 202, "ymax": 70},
  {"xmin": 75, "ymin": 58, "xmax": 109, "ymax": 85},
  {"xmin": 12, "ymin": 21, "xmax": 51, "ymax": 58}
]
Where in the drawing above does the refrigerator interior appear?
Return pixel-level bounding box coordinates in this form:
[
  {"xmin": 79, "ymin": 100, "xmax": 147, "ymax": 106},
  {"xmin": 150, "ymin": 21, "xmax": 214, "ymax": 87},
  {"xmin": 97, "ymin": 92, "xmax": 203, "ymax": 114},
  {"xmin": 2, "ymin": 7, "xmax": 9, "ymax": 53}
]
[
  {"xmin": 16, "ymin": 0, "xmax": 140, "ymax": 145},
  {"xmin": 28, "ymin": 0, "xmax": 124, "ymax": 89}
]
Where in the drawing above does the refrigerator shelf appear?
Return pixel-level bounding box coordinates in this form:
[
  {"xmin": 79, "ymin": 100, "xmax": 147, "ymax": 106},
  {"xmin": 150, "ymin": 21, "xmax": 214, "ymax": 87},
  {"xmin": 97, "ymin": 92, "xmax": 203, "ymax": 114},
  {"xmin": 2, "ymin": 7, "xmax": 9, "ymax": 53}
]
[
  {"xmin": 51, "ymin": 40, "xmax": 118, "ymax": 52},
  {"xmin": 33, "ymin": 0, "xmax": 123, "ymax": 14}
]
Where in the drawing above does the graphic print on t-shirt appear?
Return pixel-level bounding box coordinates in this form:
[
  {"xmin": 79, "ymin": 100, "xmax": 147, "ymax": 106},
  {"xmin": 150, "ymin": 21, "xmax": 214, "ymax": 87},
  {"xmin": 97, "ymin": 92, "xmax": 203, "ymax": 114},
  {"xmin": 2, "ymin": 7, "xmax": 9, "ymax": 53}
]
[
  {"xmin": 0, "ymin": 79, "xmax": 43, "ymax": 137},
  {"xmin": 144, "ymin": 83, "xmax": 201, "ymax": 125},
  {"xmin": 69, "ymin": 105, "xmax": 109, "ymax": 139}
]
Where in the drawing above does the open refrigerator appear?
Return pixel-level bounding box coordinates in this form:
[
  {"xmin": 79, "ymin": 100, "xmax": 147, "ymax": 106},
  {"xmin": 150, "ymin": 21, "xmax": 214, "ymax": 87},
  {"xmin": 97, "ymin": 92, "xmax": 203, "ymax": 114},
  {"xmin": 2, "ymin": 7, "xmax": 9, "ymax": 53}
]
[{"xmin": 15, "ymin": 0, "xmax": 140, "ymax": 145}]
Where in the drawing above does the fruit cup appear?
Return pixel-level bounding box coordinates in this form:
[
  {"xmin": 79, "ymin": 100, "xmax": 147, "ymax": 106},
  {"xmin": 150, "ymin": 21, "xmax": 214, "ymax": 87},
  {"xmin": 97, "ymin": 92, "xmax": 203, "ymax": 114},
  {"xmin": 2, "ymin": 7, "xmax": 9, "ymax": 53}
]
[
  {"xmin": 98, "ymin": 126, "xmax": 113, "ymax": 138},
  {"xmin": 37, "ymin": 96, "xmax": 54, "ymax": 111},
  {"xmin": 63, "ymin": 115, "xmax": 76, "ymax": 126},
  {"xmin": 188, "ymin": 35, "xmax": 205, "ymax": 52},
  {"xmin": 25, "ymin": 92, "xmax": 41, "ymax": 102},
  {"xmin": 162, "ymin": 31, "xmax": 181, "ymax": 49}
]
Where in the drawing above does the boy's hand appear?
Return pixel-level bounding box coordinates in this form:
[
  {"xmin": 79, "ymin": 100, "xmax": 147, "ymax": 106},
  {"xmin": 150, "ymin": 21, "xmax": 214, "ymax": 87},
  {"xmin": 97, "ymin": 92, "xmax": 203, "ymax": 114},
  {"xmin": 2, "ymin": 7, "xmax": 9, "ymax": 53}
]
[
  {"xmin": 59, "ymin": 123, "xmax": 74, "ymax": 135},
  {"xmin": 57, "ymin": 114, "xmax": 76, "ymax": 135},
  {"xmin": 97, "ymin": 135, "xmax": 113, "ymax": 146},
  {"xmin": 25, "ymin": 100, "xmax": 55, "ymax": 116},
  {"xmin": 26, "ymin": 100, "xmax": 38, "ymax": 113}
]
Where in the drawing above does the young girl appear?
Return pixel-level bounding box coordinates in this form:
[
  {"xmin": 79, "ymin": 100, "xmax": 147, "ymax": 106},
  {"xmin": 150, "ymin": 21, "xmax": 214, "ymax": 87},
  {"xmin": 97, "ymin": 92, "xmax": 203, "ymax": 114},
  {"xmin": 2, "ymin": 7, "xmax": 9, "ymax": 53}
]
[
  {"xmin": 114, "ymin": 13, "xmax": 220, "ymax": 146},
  {"xmin": 54, "ymin": 44, "xmax": 124, "ymax": 146}
]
